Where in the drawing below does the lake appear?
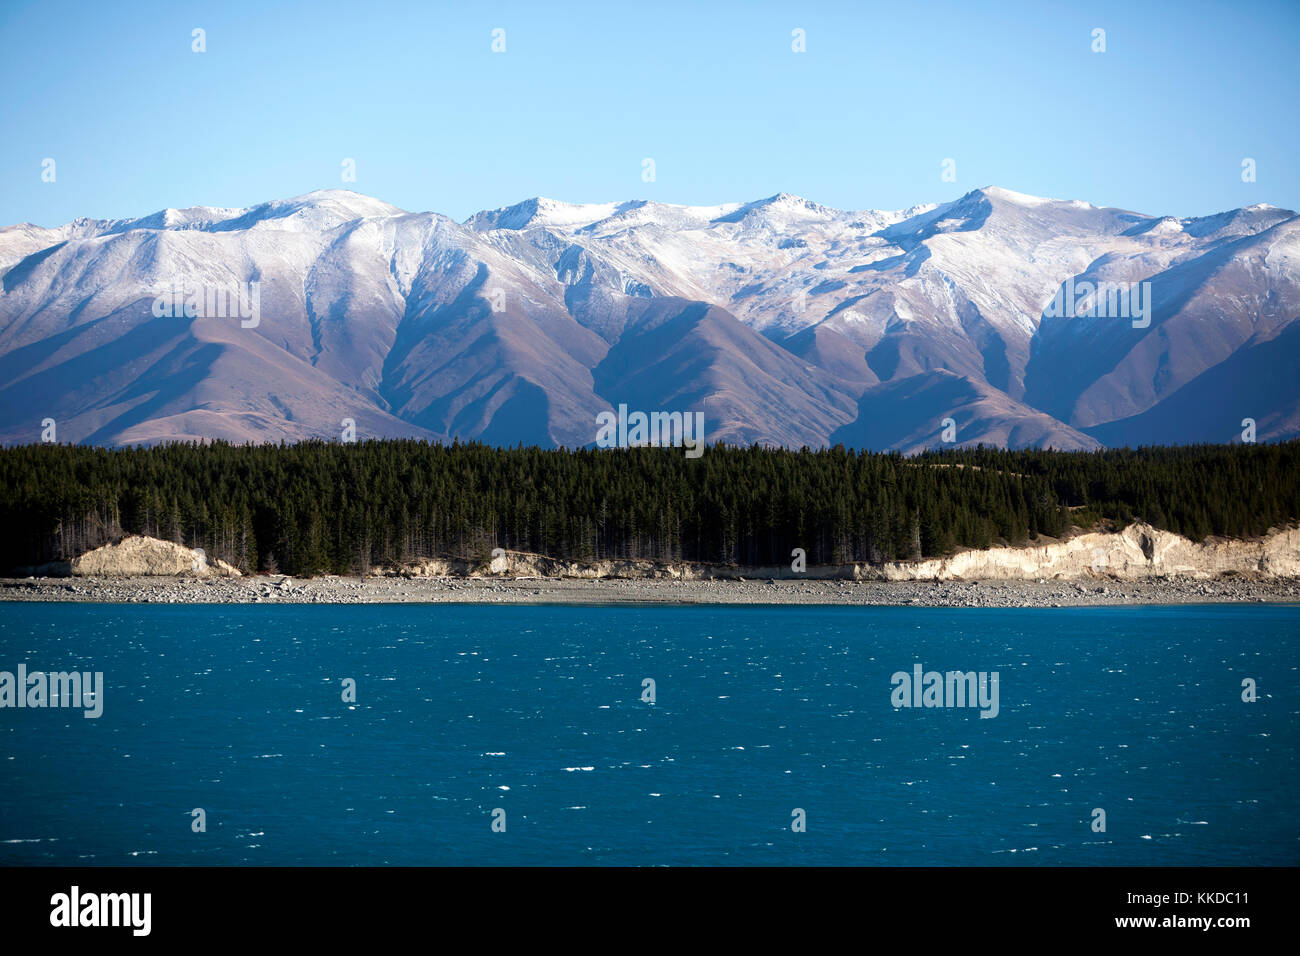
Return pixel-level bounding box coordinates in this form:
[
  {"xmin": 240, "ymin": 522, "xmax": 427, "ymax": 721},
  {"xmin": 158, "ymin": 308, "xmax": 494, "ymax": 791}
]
[{"xmin": 1, "ymin": 602, "xmax": 1295, "ymax": 865}]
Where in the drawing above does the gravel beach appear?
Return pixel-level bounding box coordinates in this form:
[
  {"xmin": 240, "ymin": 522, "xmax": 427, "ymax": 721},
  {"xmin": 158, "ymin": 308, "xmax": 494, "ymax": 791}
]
[{"xmin": 2, "ymin": 574, "xmax": 1297, "ymax": 607}]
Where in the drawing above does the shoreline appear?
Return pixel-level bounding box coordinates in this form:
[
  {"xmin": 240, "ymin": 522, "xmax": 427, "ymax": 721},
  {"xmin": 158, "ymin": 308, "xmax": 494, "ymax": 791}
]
[{"xmin": 2, "ymin": 575, "xmax": 1298, "ymax": 607}]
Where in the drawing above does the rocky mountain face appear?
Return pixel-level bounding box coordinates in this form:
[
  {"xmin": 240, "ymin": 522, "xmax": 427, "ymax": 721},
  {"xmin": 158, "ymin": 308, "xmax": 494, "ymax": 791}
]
[{"xmin": 1, "ymin": 187, "xmax": 1296, "ymax": 451}]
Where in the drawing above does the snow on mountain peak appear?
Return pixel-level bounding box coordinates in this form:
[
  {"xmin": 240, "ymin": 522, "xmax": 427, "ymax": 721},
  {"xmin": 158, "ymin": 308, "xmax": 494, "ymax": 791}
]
[
  {"xmin": 980, "ymin": 186, "xmax": 1056, "ymax": 206},
  {"xmin": 276, "ymin": 189, "xmax": 406, "ymax": 220},
  {"xmin": 190, "ymin": 190, "xmax": 406, "ymax": 234},
  {"xmin": 466, "ymin": 197, "xmax": 624, "ymax": 231},
  {"xmin": 711, "ymin": 193, "xmax": 839, "ymax": 226},
  {"xmin": 466, "ymin": 196, "xmax": 753, "ymax": 233},
  {"xmin": 2, "ymin": 184, "xmax": 1297, "ymax": 452}
]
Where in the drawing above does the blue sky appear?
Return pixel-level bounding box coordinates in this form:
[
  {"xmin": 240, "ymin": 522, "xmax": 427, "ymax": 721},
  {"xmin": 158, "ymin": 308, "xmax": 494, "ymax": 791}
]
[{"xmin": 2, "ymin": 0, "xmax": 1297, "ymax": 226}]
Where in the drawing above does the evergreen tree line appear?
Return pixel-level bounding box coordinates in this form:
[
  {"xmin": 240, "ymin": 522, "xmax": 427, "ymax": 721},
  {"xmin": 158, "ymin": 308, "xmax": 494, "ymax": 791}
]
[{"xmin": 0, "ymin": 439, "xmax": 1296, "ymax": 577}]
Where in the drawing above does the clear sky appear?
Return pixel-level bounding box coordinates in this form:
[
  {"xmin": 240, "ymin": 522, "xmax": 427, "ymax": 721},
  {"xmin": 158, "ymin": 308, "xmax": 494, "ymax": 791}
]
[{"xmin": 1, "ymin": 0, "xmax": 1297, "ymax": 227}]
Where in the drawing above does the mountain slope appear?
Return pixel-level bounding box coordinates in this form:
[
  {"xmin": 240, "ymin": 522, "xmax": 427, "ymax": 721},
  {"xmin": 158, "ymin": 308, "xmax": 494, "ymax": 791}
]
[{"xmin": 0, "ymin": 188, "xmax": 1295, "ymax": 450}]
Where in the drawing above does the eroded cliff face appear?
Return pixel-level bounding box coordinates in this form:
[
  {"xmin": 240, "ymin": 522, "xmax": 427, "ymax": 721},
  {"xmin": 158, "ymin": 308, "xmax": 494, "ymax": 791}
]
[
  {"xmin": 878, "ymin": 523, "xmax": 1300, "ymax": 581},
  {"xmin": 35, "ymin": 524, "xmax": 1300, "ymax": 581},
  {"xmin": 379, "ymin": 554, "xmax": 685, "ymax": 580},
  {"xmin": 379, "ymin": 523, "xmax": 1300, "ymax": 582},
  {"xmin": 68, "ymin": 536, "xmax": 242, "ymax": 577}
]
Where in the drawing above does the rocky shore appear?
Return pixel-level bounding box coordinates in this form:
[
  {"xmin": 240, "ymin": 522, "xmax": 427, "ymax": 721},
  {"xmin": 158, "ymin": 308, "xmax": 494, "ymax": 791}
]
[
  {"xmin": 5, "ymin": 524, "xmax": 1298, "ymax": 607},
  {"xmin": 1, "ymin": 573, "xmax": 1296, "ymax": 607}
]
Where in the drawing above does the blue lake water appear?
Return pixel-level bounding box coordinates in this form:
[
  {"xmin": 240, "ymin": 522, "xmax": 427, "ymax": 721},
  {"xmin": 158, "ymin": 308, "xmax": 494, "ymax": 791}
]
[{"xmin": 0, "ymin": 602, "xmax": 1296, "ymax": 866}]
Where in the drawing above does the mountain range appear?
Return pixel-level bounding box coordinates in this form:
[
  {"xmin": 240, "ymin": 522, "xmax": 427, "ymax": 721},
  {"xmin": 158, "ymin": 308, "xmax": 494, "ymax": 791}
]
[{"xmin": 1, "ymin": 186, "xmax": 1296, "ymax": 451}]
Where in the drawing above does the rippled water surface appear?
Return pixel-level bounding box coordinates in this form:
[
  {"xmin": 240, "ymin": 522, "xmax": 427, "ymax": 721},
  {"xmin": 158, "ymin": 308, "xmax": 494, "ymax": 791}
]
[{"xmin": 1, "ymin": 602, "xmax": 1295, "ymax": 865}]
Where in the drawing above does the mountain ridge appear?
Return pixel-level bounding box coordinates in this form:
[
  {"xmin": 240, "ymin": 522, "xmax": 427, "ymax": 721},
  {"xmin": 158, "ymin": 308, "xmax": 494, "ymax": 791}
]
[{"xmin": 1, "ymin": 187, "xmax": 1296, "ymax": 451}]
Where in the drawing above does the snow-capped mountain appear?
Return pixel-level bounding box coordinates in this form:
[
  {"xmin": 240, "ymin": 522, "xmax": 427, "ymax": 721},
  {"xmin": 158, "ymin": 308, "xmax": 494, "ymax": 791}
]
[{"xmin": 1, "ymin": 186, "xmax": 1296, "ymax": 451}]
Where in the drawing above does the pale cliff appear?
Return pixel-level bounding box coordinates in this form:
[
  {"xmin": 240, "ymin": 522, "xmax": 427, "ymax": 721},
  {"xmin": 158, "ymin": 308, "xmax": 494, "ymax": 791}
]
[
  {"xmin": 379, "ymin": 523, "xmax": 1299, "ymax": 582},
  {"xmin": 21, "ymin": 524, "xmax": 1299, "ymax": 581},
  {"xmin": 66, "ymin": 536, "xmax": 242, "ymax": 578},
  {"xmin": 877, "ymin": 523, "xmax": 1300, "ymax": 581}
]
